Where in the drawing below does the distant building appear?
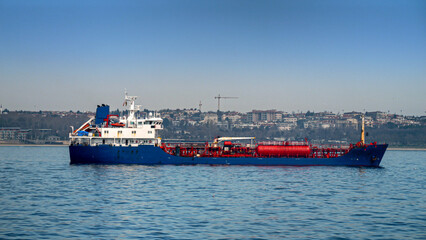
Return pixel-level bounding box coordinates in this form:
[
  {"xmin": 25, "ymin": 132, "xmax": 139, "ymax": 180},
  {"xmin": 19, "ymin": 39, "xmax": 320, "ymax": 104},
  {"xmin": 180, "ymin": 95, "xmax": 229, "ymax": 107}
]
[
  {"xmin": 247, "ymin": 110, "xmax": 283, "ymax": 123},
  {"xmin": 0, "ymin": 127, "xmax": 31, "ymax": 142},
  {"xmin": 366, "ymin": 111, "xmax": 387, "ymax": 120},
  {"xmin": 202, "ymin": 113, "xmax": 218, "ymax": 124},
  {"xmin": 343, "ymin": 111, "xmax": 363, "ymax": 118},
  {"xmin": 183, "ymin": 109, "xmax": 199, "ymax": 115},
  {"xmin": 346, "ymin": 118, "xmax": 359, "ymax": 129},
  {"xmin": 0, "ymin": 105, "xmax": 7, "ymax": 114},
  {"xmin": 47, "ymin": 135, "xmax": 61, "ymax": 141},
  {"xmin": 221, "ymin": 113, "xmax": 241, "ymax": 123},
  {"xmin": 278, "ymin": 122, "xmax": 296, "ymax": 131},
  {"xmin": 283, "ymin": 117, "xmax": 297, "ymax": 124}
]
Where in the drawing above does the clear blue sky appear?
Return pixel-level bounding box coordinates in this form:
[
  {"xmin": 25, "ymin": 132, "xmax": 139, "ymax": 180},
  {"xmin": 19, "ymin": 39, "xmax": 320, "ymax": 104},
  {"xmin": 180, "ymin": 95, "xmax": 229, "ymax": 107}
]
[{"xmin": 1, "ymin": 0, "xmax": 425, "ymax": 115}]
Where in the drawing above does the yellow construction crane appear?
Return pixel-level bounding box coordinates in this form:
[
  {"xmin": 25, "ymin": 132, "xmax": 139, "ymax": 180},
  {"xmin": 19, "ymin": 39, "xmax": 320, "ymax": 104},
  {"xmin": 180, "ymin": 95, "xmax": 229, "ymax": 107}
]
[{"xmin": 214, "ymin": 94, "xmax": 238, "ymax": 112}]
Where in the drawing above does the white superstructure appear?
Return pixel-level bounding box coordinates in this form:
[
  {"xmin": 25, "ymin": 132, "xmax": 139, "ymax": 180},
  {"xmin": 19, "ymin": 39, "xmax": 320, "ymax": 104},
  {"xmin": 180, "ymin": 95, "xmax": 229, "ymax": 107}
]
[{"xmin": 69, "ymin": 92, "xmax": 163, "ymax": 146}]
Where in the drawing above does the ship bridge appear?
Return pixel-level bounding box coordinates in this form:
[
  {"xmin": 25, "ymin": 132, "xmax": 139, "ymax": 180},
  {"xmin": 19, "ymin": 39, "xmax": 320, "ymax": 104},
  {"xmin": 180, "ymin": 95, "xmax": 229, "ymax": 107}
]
[{"xmin": 69, "ymin": 92, "xmax": 163, "ymax": 147}]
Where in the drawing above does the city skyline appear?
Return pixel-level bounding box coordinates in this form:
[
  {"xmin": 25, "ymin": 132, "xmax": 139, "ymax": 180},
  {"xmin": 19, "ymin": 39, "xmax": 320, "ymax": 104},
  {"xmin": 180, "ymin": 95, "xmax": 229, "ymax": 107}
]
[
  {"xmin": 1, "ymin": 0, "xmax": 425, "ymax": 115},
  {"xmin": 0, "ymin": 105, "xmax": 421, "ymax": 117}
]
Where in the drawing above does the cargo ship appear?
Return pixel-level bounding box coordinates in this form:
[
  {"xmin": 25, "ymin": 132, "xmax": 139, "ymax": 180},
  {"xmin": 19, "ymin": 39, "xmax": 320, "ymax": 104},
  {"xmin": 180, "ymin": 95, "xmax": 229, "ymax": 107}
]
[{"xmin": 69, "ymin": 93, "xmax": 387, "ymax": 167}]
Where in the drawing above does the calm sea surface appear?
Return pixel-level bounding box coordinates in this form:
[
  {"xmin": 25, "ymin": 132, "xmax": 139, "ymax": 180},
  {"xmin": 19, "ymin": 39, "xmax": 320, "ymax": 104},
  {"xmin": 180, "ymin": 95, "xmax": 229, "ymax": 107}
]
[{"xmin": 0, "ymin": 146, "xmax": 425, "ymax": 239}]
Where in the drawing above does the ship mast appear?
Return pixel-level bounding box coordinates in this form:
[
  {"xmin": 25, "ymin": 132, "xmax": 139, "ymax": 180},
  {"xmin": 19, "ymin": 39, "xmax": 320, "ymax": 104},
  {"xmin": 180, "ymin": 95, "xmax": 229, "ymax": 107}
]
[
  {"xmin": 123, "ymin": 91, "xmax": 140, "ymax": 126},
  {"xmin": 361, "ymin": 114, "xmax": 365, "ymax": 145}
]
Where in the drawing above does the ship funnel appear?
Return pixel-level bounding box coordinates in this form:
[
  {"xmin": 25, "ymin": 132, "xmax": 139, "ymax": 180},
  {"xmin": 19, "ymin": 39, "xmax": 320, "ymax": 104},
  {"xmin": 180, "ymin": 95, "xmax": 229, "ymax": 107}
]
[{"xmin": 95, "ymin": 105, "xmax": 110, "ymax": 125}]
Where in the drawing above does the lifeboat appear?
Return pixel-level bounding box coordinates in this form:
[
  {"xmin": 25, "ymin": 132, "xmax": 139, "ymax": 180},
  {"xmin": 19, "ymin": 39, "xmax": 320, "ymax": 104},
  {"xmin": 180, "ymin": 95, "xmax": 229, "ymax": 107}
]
[{"xmin": 110, "ymin": 123, "xmax": 125, "ymax": 127}]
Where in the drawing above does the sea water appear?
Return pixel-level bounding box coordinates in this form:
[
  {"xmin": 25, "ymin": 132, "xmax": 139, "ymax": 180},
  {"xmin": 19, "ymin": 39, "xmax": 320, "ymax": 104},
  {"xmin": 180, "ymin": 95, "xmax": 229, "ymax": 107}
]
[{"xmin": 0, "ymin": 146, "xmax": 424, "ymax": 239}]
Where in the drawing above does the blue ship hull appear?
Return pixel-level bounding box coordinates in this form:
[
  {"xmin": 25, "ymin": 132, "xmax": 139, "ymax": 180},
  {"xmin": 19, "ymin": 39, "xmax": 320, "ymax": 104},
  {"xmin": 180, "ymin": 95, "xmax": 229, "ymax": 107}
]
[{"xmin": 69, "ymin": 144, "xmax": 388, "ymax": 167}]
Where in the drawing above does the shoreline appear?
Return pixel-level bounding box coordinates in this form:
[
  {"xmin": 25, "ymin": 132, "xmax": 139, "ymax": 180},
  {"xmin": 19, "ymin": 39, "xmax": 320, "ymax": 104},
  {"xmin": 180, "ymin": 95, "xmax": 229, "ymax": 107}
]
[
  {"xmin": 387, "ymin": 147, "xmax": 426, "ymax": 151},
  {"xmin": 0, "ymin": 144, "xmax": 67, "ymax": 147}
]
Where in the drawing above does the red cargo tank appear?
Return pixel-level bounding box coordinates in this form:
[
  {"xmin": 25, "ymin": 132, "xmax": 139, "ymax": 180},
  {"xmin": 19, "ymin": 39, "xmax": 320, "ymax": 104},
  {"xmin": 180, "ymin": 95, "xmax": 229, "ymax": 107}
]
[{"xmin": 256, "ymin": 145, "xmax": 311, "ymax": 157}]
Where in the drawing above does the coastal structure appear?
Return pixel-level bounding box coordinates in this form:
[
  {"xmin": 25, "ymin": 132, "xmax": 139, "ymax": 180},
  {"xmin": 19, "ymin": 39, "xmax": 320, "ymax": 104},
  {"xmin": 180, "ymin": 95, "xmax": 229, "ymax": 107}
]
[{"xmin": 0, "ymin": 127, "xmax": 31, "ymax": 142}]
